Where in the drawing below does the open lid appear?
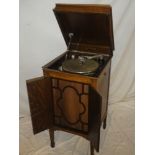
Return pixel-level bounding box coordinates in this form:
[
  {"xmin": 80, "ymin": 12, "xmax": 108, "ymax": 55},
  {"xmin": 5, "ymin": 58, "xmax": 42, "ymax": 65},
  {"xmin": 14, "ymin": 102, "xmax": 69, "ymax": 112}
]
[{"xmin": 53, "ymin": 4, "xmax": 114, "ymax": 55}]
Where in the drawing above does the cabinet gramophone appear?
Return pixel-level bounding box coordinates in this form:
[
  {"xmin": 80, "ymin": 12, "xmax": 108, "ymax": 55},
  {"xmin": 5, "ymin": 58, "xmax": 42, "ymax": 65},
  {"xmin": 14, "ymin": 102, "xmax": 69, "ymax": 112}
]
[{"xmin": 26, "ymin": 4, "xmax": 114, "ymax": 155}]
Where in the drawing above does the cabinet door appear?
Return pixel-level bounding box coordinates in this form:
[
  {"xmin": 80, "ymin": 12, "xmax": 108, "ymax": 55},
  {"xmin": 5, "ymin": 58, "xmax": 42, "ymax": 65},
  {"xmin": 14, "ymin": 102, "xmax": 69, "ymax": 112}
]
[
  {"xmin": 26, "ymin": 77, "xmax": 52, "ymax": 134},
  {"xmin": 88, "ymin": 86, "xmax": 102, "ymax": 152}
]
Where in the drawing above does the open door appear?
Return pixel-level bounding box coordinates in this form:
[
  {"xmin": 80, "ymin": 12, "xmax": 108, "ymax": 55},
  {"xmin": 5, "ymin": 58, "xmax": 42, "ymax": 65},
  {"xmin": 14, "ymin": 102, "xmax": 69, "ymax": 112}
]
[
  {"xmin": 88, "ymin": 86, "xmax": 102, "ymax": 152},
  {"xmin": 26, "ymin": 77, "xmax": 52, "ymax": 134}
]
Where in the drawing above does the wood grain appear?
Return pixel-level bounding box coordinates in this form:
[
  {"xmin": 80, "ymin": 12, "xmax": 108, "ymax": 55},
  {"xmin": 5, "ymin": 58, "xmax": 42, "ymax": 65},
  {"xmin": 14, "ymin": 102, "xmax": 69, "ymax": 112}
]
[
  {"xmin": 26, "ymin": 4, "xmax": 114, "ymax": 155},
  {"xmin": 26, "ymin": 77, "xmax": 52, "ymax": 134}
]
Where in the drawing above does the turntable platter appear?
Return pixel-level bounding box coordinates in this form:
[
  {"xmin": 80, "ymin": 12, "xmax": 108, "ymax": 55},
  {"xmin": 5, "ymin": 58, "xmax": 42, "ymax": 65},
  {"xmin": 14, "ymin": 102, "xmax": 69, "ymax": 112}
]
[{"xmin": 62, "ymin": 59, "xmax": 99, "ymax": 74}]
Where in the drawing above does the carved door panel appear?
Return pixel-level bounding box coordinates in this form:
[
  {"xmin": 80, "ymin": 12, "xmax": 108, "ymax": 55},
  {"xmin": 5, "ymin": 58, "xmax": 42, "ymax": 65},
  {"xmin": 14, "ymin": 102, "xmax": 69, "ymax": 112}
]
[
  {"xmin": 88, "ymin": 86, "xmax": 102, "ymax": 152},
  {"xmin": 26, "ymin": 77, "xmax": 52, "ymax": 134},
  {"xmin": 52, "ymin": 78, "xmax": 89, "ymax": 132}
]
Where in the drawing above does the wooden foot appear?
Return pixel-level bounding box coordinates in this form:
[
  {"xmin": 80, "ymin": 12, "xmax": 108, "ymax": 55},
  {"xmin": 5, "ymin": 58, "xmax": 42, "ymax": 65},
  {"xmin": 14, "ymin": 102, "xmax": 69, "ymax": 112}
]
[
  {"xmin": 90, "ymin": 142, "xmax": 94, "ymax": 155},
  {"xmin": 103, "ymin": 117, "xmax": 107, "ymax": 129},
  {"xmin": 49, "ymin": 129, "xmax": 55, "ymax": 148}
]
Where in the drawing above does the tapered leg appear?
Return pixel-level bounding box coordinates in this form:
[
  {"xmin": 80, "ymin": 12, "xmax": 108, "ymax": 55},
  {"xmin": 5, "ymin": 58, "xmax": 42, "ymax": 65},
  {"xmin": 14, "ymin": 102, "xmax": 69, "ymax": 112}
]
[
  {"xmin": 49, "ymin": 129, "xmax": 55, "ymax": 148},
  {"xmin": 90, "ymin": 142, "xmax": 94, "ymax": 155},
  {"xmin": 103, "ymin": 117, "xmax": 107, "ymax": 129}
]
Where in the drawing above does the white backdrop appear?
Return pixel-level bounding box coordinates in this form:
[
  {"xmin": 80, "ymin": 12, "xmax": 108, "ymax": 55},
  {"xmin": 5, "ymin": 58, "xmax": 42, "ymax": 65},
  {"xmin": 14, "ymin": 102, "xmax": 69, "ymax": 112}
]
[{"xmin": 20, "ymin": 0, "xmax": 135, "ymax": 155}]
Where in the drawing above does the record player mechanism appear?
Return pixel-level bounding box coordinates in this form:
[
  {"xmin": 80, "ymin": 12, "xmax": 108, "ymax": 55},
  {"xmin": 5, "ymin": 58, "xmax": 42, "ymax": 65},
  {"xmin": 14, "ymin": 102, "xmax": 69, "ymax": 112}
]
[
  {"xmin": 60, "ymin": 33, "xmax": 108, "ymax": 76},
  {"xmin": 55, "ymin": 50, "xmax": 109, "ymax": 76}
]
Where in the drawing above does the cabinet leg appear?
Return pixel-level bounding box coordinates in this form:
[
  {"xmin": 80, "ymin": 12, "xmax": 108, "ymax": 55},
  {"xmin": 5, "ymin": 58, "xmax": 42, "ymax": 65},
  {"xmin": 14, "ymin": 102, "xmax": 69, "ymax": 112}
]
[
  {"xmin": 49, "ymin": 129, "xmax": 55, "ymax": 148},
  {"xmin": 103, "ymin": 117, "xmax": 107, "ymax": 129},
  {"xmin": 90, "ymin": 142, "xmax": 94, "ymax": 155}
]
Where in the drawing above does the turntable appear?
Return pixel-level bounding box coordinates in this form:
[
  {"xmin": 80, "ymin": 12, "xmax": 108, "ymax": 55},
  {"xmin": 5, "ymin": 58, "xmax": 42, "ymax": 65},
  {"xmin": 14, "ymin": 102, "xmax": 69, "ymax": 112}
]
[{"xmin": 26, "ymin": 4, "xmax": 114, "ymax": 155}]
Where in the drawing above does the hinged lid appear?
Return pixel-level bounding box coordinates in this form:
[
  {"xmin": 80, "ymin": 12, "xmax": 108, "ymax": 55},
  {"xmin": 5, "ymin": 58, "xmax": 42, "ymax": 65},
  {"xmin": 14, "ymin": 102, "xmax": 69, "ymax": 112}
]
[{"xmin": 53, "ymin": 4, "xmax": 114, "ymax": 55}]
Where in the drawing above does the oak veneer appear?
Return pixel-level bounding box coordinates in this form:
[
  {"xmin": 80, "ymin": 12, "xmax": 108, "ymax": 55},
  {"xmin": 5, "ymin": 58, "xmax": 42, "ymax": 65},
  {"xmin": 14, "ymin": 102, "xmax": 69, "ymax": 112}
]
[{"xmin": 26, "ymin": 4, "xmax": 114, "ymax": 155}]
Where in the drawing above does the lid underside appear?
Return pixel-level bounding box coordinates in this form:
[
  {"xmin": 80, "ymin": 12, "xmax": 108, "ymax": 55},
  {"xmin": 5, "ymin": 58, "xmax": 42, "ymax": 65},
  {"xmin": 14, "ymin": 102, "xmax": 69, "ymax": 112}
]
[{"xmin": 53, "ymin": 4, "xmax": 114, "ymax": 54}]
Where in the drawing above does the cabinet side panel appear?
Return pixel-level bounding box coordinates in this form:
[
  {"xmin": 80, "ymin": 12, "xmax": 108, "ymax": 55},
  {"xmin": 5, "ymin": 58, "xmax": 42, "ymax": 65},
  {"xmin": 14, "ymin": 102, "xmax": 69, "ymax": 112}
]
[
  {"xmin": 88, "ymin": 86, "xmax": 102, "ymax": 152},
  {"xmin": 97, "ymin": 61, "xmax": 111, "ymax": 121}
]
